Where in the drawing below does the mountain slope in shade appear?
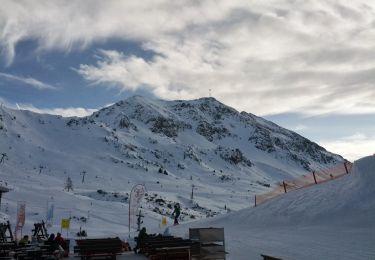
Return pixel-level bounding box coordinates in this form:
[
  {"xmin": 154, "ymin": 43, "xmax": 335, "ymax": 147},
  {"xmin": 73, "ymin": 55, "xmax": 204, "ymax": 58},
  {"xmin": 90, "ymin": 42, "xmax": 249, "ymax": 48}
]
[{"xmin": 0, "ymin": 96, "xmax": 344, "ymax": 235}]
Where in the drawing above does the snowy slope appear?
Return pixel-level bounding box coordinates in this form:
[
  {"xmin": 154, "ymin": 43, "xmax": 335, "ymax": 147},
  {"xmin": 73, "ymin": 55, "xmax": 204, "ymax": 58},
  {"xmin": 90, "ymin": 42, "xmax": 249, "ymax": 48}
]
[
  {"xmin": 0, "ymin": 96, "xmax": 345, "ymax": 239},
  {"xmin": 172, "ymin": 155, "xmax": 375, "ymax": 260}
]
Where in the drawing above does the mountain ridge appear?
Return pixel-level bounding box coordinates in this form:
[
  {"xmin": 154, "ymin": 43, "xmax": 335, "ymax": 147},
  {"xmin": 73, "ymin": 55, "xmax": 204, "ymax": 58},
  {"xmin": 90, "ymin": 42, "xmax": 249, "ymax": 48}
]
[{"xmin": 0, "ymin": 96, "xmax": 344, "ymax": 226}]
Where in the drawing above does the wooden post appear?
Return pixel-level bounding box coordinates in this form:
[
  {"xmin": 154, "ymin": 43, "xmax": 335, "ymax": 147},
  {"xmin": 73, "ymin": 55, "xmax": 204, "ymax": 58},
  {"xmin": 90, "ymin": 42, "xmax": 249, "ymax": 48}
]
[
  {"xmin": 283, "ymin": 181, "xmax": 287, "ymax": 193},
  {"xmin": 312, "ymin": 171, "xmax": 317, "ymax": 184},
  {"xmin": 344, "ymin": 161, "xmax": 349, "ymax": 174},
  {"xmin": 254, "ymin": 195, "xmax": 257, "ymax": 207}
]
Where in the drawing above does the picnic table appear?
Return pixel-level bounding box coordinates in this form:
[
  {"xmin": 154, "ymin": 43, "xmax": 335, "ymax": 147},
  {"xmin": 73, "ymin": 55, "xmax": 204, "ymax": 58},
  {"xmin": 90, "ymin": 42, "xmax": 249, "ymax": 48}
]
[
  {"xmin": 0, "ymin": 242, "xmax": 16, "ymax": 258},
  {"xmin": 74, "ymin": 237, "xmax": 123, "ymax": 259},
  {"xmin": 137, "ymin": 235, "xmax": 194, "ymax": 260},
  {"xmin": 13, "ymin": 243, "xmax": 56, "ymax": 260}
]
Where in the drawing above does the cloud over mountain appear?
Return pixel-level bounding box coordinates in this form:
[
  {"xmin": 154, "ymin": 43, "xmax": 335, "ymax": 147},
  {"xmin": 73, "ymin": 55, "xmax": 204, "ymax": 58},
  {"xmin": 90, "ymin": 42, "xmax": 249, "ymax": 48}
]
[{"xmin": 1, "ymin": 1, "xmax": 375, "ymax": 116}]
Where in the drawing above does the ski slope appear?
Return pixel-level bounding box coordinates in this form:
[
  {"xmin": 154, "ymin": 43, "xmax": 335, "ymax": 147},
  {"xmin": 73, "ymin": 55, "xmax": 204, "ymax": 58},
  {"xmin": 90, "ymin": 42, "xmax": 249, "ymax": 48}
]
[{"xmin": 171, "ymin": 155, "xmax": 375, "ymax": 260}]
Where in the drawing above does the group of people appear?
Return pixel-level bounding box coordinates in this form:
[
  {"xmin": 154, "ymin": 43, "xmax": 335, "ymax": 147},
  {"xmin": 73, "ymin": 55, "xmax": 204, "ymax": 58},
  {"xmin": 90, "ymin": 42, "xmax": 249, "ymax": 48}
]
[
  {"xmin": 16, "ymin": 203, "xmax": 182, "ymax": 257},
  {"xmin": 46, "ymin": 232, "xmax": 68, "ymax": 259},
  {"xmin": 17, "ymin": 232, "xmax": 67, "ymax": 259}
]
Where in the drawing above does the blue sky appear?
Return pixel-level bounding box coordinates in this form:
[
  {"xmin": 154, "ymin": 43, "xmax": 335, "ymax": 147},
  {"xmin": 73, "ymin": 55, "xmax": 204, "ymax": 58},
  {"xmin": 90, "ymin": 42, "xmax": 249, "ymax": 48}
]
[{"xmin": 0, "ymin": 0, "xmax": 374, "ymax": 161}]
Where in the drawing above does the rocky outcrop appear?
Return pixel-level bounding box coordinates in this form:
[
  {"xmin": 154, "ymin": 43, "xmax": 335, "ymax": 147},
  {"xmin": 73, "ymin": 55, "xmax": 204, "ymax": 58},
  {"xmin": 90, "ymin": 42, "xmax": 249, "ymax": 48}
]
[
  {"xmin": 215, "ymin": 146, "xmax": 252, "ymax": 167},
  {"xmin": 149, "ymin": 116, "xmax": 192, "ymax": 138},
  {"xmin": 196, "ymin": 121, "xmax": 230, "ymax": 142}
]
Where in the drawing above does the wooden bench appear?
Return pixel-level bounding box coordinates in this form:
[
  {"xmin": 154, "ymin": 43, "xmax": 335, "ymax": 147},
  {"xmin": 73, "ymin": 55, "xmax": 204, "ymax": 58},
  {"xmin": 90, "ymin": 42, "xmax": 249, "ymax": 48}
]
[
  {"xmin": 74, "ymin": 238, "xmax": 123, "ymax": 259},
  {"xmin": 261, "ymin": 254, "xmax": 283, "ymax": 260},
  {"xmin": 0, "ymin": 242, "xmax": 16, "ymax": 259},
  {"xmin": 152, "ymin": 245, "xmax": 192, "ymax": 260},
  {"xmin": 40, "ymin": 243, "xmax": 62, "ymax": 259},
  {"xmin": 14, "ymin": 249, "xmax": 44, "ymax": 260},
  {"xmin": 138, "ymin": 236, "xmax": 194, "ymax": 260},
  {"xmin": 135, "ymin": 235, "xmax": 177, "ymax": 253},
  {"xmin": 0, "ymin": 242, "xmax": 15, "ymax": 255}
]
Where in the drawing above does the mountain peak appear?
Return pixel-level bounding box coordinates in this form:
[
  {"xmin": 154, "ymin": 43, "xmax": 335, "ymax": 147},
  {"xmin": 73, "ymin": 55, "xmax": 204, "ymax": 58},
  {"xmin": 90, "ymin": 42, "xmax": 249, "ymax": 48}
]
[{"xmin": 0, "ymin": 95, "xmax": 345, "ymax": 236}]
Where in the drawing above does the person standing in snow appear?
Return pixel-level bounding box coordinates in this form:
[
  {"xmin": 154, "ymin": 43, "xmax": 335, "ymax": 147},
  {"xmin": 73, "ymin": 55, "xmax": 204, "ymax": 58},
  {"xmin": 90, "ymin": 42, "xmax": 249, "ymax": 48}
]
[
  {"xmin": 172, "ymin": 203, "xmax": 181, "ymax": 225},
  {"xmin": 134, "ymin": 227, "xmax": 148, "ymax": 254}
]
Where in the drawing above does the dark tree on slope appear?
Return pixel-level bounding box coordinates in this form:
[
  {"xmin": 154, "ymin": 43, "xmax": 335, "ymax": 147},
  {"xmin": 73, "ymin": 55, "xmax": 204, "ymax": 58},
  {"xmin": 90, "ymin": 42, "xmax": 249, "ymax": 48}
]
[
  {"xmin": 0, "ymin": 153, "xmax": 8, "ymax": 164},
  {"xmin": 81, "ymin": 170, "xmax": 86, "ymax": 183}
]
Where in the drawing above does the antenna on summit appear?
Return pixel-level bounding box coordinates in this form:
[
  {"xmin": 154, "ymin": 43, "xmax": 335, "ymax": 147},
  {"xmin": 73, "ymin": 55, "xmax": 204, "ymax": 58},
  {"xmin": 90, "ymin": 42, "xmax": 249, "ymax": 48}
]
[{"xmin": 209, "ymin": 89, "xmax": 212, "ymax": 97}]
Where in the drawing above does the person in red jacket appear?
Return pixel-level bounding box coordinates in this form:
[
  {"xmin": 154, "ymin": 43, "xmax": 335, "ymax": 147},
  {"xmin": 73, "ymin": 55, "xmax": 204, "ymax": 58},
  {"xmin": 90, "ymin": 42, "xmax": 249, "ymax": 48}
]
[{"xmin": 55, "ymin": 233, "xmax": 68, "ymax": 257}]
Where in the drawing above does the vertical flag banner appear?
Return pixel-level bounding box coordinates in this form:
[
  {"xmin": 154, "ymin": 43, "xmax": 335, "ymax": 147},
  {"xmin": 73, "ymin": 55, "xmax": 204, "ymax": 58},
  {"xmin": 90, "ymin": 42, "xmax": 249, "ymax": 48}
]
[
  {"xmin": 16, "ymin": 201, "xmax": 26, "ymax": 229},
  {"xmin": 15, "ymin": 201, "xmax": 26, "ymax": 239},
  {"xmin": 61, "ymin": 218, "xmax": 70, "ymax": 229},
  {"xmin": 46, "ymin": 200, "xmax": 55, "ymax": 228},
  {"xmin": 161, "ymin": 216, "xmax": 167, "ymax": 227},
  {"xmin": 128, "ymin": 184, "xmax": 146, "ymax": 233}
]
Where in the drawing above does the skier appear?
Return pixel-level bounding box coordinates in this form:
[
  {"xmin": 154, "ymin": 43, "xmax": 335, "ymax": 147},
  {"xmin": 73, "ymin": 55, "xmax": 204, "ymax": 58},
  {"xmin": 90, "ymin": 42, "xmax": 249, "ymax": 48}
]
[{"xmin": 172, "ymin": 203, "xmax": 181, "ymax": 225}]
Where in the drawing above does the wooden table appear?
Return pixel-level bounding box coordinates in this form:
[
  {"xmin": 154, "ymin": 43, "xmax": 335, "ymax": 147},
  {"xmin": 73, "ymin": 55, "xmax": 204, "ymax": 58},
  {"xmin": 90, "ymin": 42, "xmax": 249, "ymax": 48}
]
[{"xmin": 154, "ymin": 245, "xmax": 191, "ymax": 260}]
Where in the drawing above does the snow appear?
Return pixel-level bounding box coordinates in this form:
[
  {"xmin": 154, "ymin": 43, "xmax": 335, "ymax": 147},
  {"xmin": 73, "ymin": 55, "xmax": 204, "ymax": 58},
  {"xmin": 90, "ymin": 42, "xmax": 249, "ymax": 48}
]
[
  {"xmin": 170, "ymin": 155, "xmax": 375, "ymax": 259},
  {"xmin": 0, "ymin": 96, "xmax": 363, "ymax": 259}
]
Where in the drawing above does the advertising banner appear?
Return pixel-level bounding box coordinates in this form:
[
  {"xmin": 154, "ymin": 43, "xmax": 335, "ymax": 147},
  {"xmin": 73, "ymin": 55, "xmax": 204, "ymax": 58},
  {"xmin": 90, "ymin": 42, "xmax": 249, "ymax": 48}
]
[
  {"xmin": 46, "ymin": 200, "xmax": 55, "ymax": 228},
  {"xmin": 128, "ymin": 184, "xmax": 146, "ymax": 233},
  {"xmin": 16, "ymin": 201, "xmax": 26, "ymax": 229},
  {"xmin": 61, "ymin": 218, "xmax": 70, "ymax": 229}
]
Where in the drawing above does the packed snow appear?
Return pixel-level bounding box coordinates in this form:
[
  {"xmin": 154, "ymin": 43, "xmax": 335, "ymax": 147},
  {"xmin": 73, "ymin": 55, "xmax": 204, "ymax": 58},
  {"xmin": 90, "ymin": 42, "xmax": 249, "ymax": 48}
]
[{"xmin": 170, "ymin": 155, "xmax": 375, "ymax": 259}]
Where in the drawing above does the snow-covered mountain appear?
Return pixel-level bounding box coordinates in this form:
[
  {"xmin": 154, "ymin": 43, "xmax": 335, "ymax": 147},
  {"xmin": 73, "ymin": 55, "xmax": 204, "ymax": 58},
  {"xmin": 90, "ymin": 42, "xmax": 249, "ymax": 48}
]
[{"xmin": 0, "ymin": 96, "xmax": 344, "ymax": 235}]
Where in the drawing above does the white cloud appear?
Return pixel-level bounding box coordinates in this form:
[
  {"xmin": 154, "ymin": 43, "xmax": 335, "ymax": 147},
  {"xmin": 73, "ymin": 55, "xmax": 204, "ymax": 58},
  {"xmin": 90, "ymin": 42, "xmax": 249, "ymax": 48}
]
[
  {"xmin": 0, "ymin": 72, "xmax": 55, "ymax": 90},
  {"xmin": 0, "ymin": 96, "xmax": 95, "ymax": 117},
  {"xmin": 21, "ymin": 106, "xmax": 96, "ymax": 117},
  {"xmin": 2, "ymin": 1, "xmax": 375, "ymax": 115},
  {"xmin": 320, "ymin": 133, "xmax": 375, "ymax": 161},
  {"xmin": 293, "ymin": 124, "xmax": 307, "ymax": 131},
  {"xmin": 9, "ymin": 103, "xmax": 96, "ymax": 117}
]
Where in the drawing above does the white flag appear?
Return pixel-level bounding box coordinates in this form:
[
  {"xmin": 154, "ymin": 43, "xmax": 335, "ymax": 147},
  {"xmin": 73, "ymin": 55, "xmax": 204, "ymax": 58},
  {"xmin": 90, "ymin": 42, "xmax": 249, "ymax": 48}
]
[
  {"xmin": 128, "ymin": 184, "xmax": 146, "ymax": 232},
  {"xmin": 46, "ymin": 200, "xmax": 55, "ymax": 228}
]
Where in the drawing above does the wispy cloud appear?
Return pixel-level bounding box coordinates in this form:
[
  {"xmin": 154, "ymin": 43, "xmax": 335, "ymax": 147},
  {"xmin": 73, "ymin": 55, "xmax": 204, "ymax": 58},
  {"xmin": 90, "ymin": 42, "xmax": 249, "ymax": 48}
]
[
  {"xmin": 2, "ymin": 1, "xmax": 375, "ymax": 115},
  {"xmin": 0, "ymin": 72, "xmax": 55, "ymax": 90},
  {"xmin": 320, "ymin": 133, "xmax": 375, "ymax": 161},
  {"xmin": 0, "ymin": 97, "xmax": 96, "ymax": 117},
  {"xmin": 293, "ymin": 124, "xmax": 307, "ymax": 131},
  {"xmin": 16, "ymin": 104, "xmax": 97, "ymax": 117}
]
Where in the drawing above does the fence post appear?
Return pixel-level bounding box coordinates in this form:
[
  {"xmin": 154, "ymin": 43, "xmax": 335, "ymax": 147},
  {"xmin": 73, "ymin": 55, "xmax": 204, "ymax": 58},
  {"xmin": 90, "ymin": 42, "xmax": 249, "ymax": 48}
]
[
  {"xmin": 254, "ymin": 195, "xmax": 257, "ymax": 207},
  {"xmin": 312, "ymin": 171, "xmax": 317, "ymax": 184},
  {"xmin": 283, "ymin": 181, "xmax": 287, "ymax": 193},
  {"xmin": 344, "ymin": 161, "xmax": 349, "ymax": 174}
]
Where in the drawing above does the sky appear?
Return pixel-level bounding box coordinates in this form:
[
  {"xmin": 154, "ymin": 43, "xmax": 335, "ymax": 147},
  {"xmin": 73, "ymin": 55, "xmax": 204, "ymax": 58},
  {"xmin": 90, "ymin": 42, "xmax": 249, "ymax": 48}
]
[{"xmin": 0, "ymin": 0, "xmax": 374, "ymax": 161}]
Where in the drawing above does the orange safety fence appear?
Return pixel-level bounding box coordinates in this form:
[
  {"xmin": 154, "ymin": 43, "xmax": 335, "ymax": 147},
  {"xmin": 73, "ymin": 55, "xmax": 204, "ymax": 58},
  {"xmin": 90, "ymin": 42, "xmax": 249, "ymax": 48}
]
[{"xmin": 255, "ymin": 161, "xmax": 353, "ymax": 206}]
